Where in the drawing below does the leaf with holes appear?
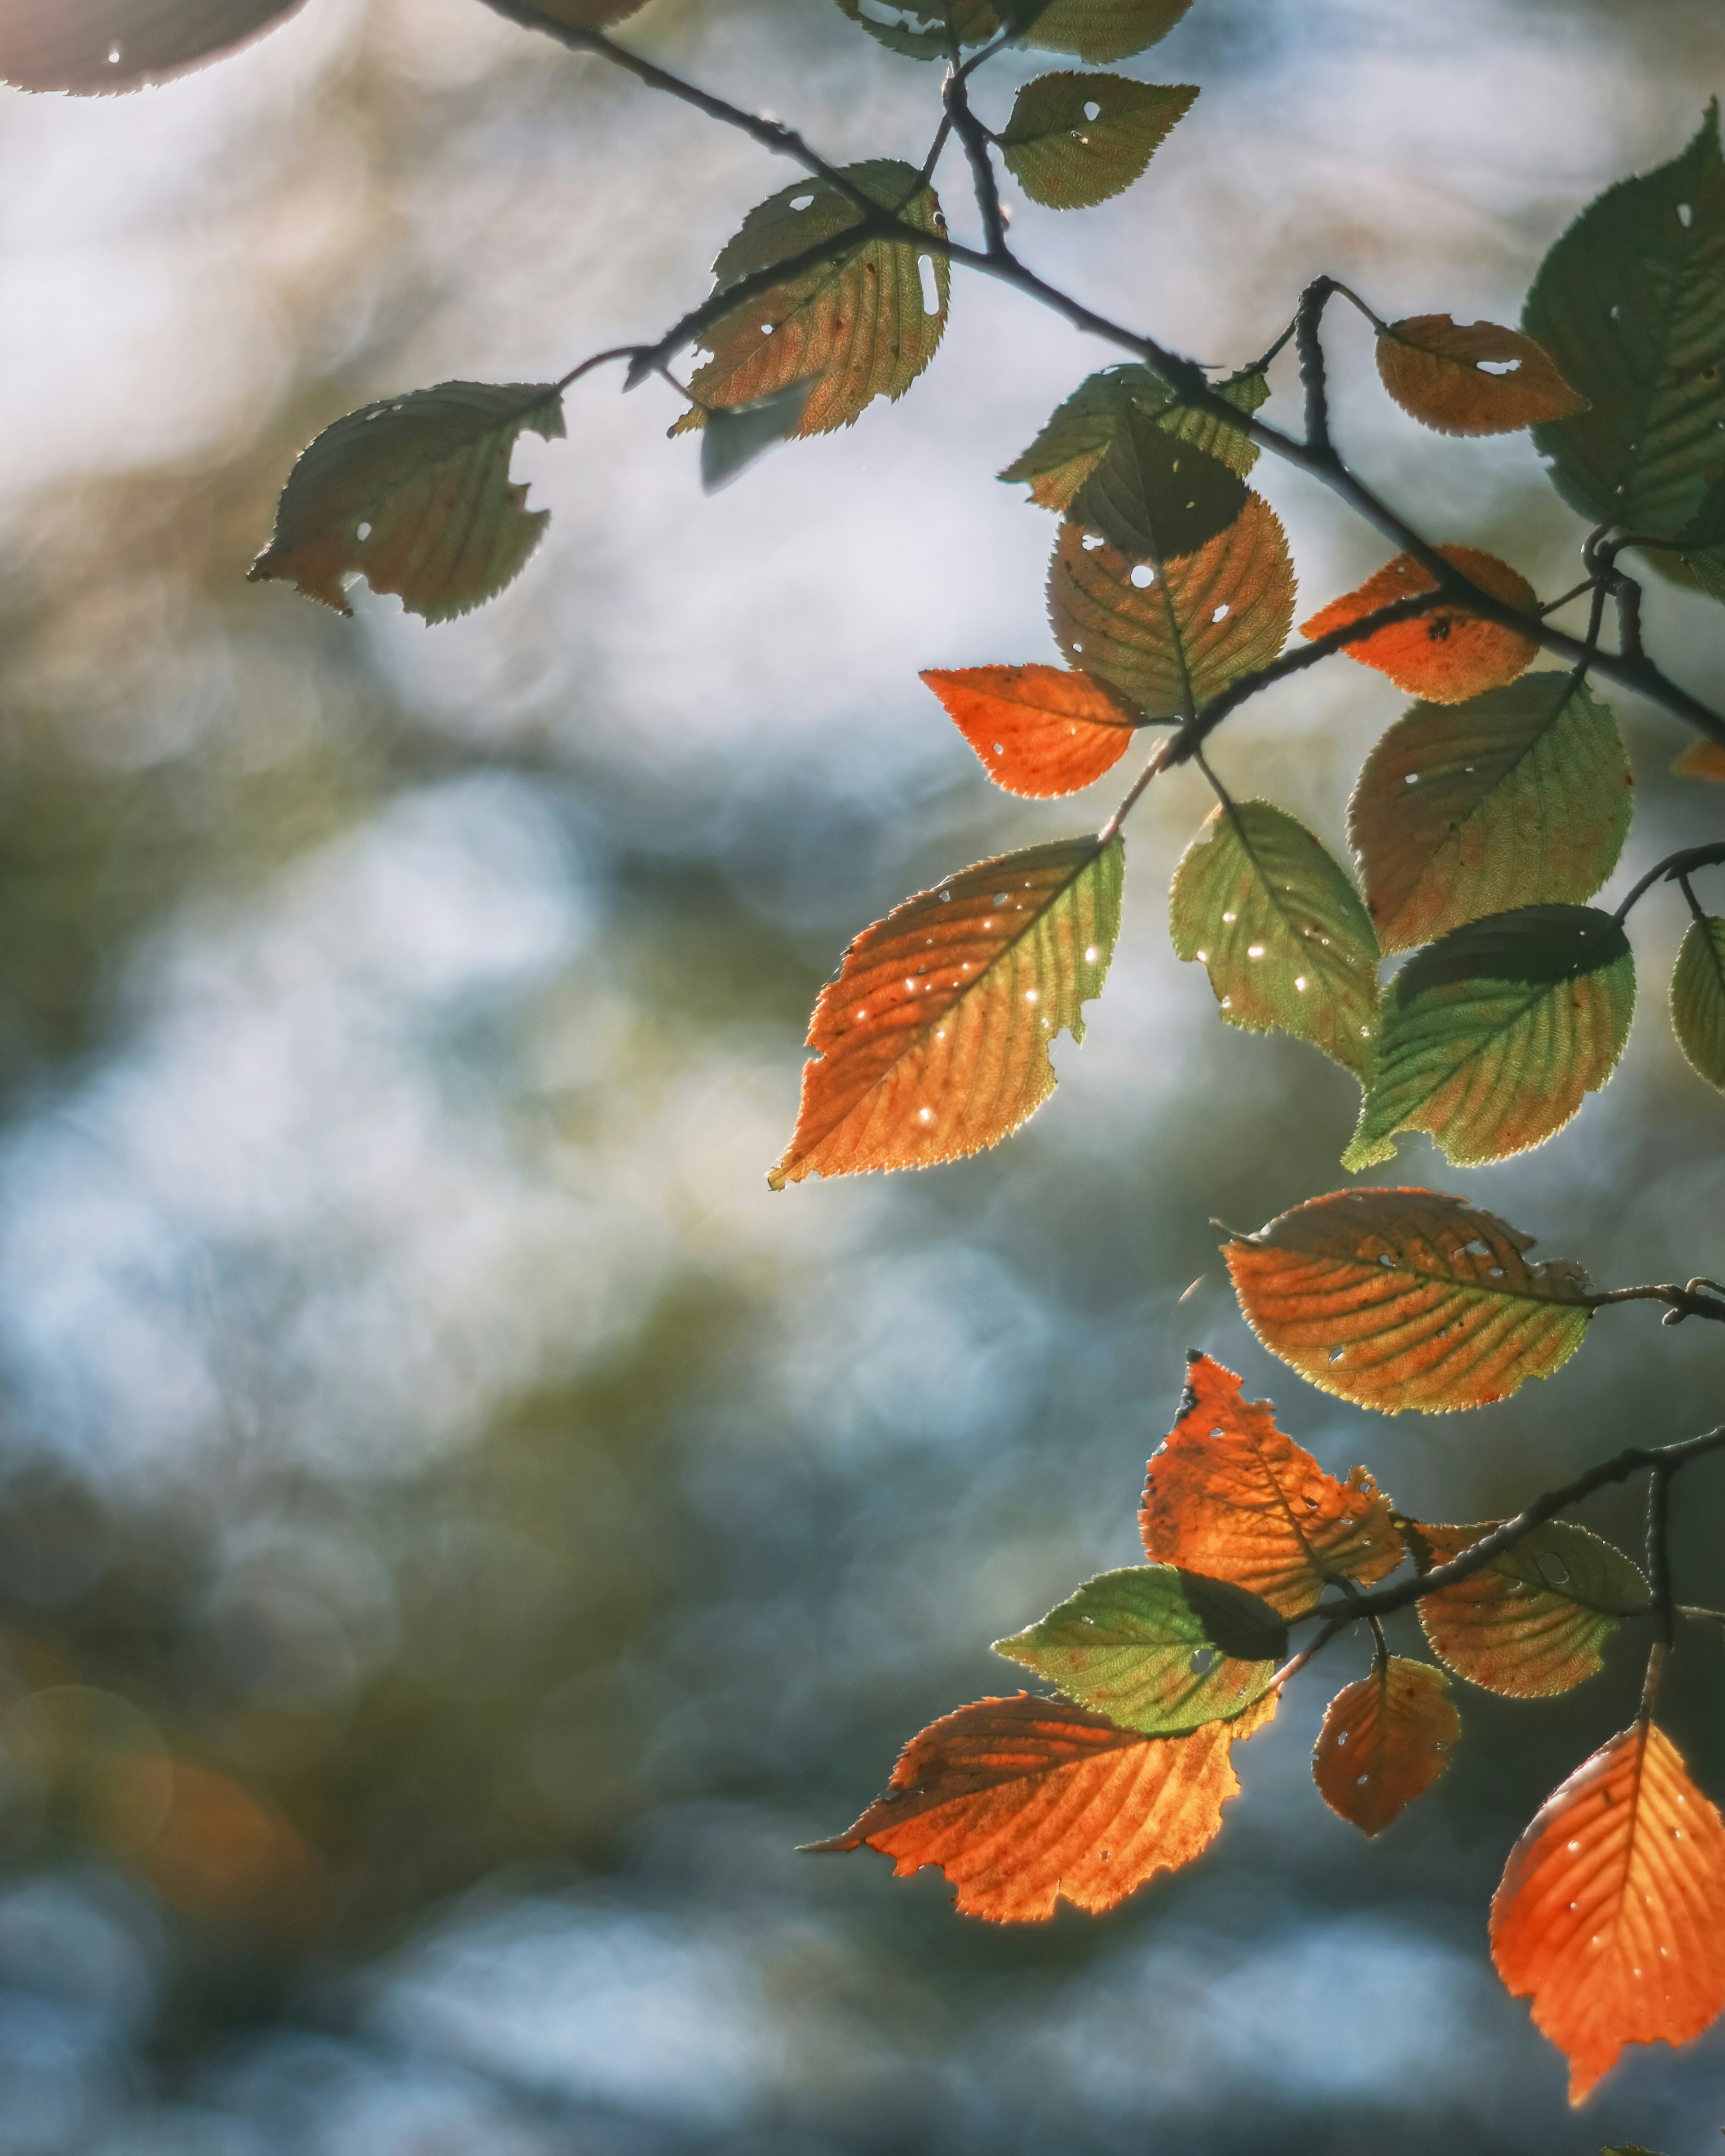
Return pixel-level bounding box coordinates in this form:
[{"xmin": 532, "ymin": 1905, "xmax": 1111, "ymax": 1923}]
[
  {"xmin": 994, "ymin": 1565, "xmax": 1286, "ymax": 1736},
  {"xmin": 768, "ymin": 834, "xmax": 1123, "ymax": 1186},
  {"xmin": 673, "ymin": 161, "xmax": 948, "ymax": 439},
  {"xmin": 1347, "ymin": 673, "xmax": 1632, "ymax": 954},
  {"xmin": 1376, "ymin": 315, "xmax": 1586, "ymax": 436},
  {"xmin": 247, "ymin": 382, "xmax": 566, "ymax": 623},
  {"xmin": 1138, "ymin": 1354, "xmax": 1402, "ymax": 1616},
  {"xmin": 1071, "ymin": 409, "xmax": 1250, "ymax": 563},
  {"xmin": 1407, "ymin": 1519, "xmax": 1649, "ymax": 1698},
  {"xmin": 1672, "ymin": 915, "xmax": 1725, "ymax": 1089},
  {"xmin": 1170, "ymin": 799, "xmax": 1381, "ymax": 1082},
  {"xmin": 1225, "ymin": 1187, "xmax": 1595, "ymax": 1413},
  {"xmin": 1048, "ymin": 494, "xmax": 1295, "ymax": 717},
  {"xmin": 0, "ymin": 0, "xmax": 306, "ymax": 91},
  {"xmin": 1345, "ymin": 905, "xmax": 1634, "ymax": 1171},
  {"xmin": 1000, "ymin": 75, "xmax": 1196, "ymax": 211},
  {"xmin": 1300, "ymin": 546, "xmax": 1537, "ymax": 704},
  {"xmin": 1491, "ymin": 1719, "xmax": 1725, "ymax": 2103},
  {"xmin": 805, "ymin": 1688, "xmax": 1271, "ymax": 1920},
  {"xmin": 1313, "ymin": 1657, "xmax": 1460, "ymax": 1837},
  {"xmin": 920, "ymin": 664, "xmax": 1139, "ymax": 797},
  {"xmin": 1674, "ymin": 740, "xmax": 1725, "ymax": 781},
  {"xmin": 1002, "ymin": 364, "xmax": 1267, "ymax": 510}
]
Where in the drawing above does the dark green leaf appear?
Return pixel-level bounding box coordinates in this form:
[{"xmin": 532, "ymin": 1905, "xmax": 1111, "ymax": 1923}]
[
  {"xmin": 0, "ymin": 0, "xmax": 304, "ymax": 92},
  {"xmin": 1002, "ymin": 364, "xmax": 1266, "ymax": 510},
  {"xmin": 1070, "ymin": 408, "xmax": 1249, "ymax": 561},
  {"xmin": 1671, "ymin": 914, "xmax": 1725, "ymax": 1089},
  {"xmin": 999, "ymin": 74, "xmax": 1196, "ymax": 210}
]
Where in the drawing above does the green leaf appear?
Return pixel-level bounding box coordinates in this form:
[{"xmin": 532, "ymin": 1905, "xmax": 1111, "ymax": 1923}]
[
  {"xmin": 1170, "ymin": 800, "xmax": 1381, "ymax": 1082},
  {"xmin": 830, "ymin": 0, "xmax": 998, "ymax": 60},
  {"xmin": 1671, "ymin": 914, "xmax": 1725, "ymax": 1089},
  {"xmin": 1346, "ymin": 672, "xmax": 1633, "ymax": 954},
  {"xmin": 0, "ymin": 0, "xmax": 304, "ymax": 92},
  {"xmin": 994, "ymin": 1564, "xmax": 1285, "ymax": 1735},
  {"xmin": 1345, "ymin": 905, "xmax": 1635, "ymax": 1171},
  {"xmin": 699, "ymin": 381, "xmax": 816, "ymax": 493},
  {"xmin": 247, "ymin": 381, "xmax": 566, "ymax": 624},
  {"xmin": 674, "ymin": 161, "xmax": 948, "ymax": 438},
  {"xmin": 1070, "ymin": 409, "xmax": 1249, "ymax": 561},
  {"xmin": 1524, "ymin": 105, "xmax": 1725, "ymax": 538},
  {"xmin": 999, "ymin": 74, "xmax": 1196, "ymax": 210},
  {"xmin": 1002, "ymin": 364, "xmax": 1266, "ymax": 510},
  {"xmin": 1024, "ymin": 0, "xmax": 1195, "ymax": 63}
]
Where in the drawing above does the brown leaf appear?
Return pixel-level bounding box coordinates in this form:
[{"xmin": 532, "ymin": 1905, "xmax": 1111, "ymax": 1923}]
[
  {"xmin": 1313, "ymin": 1656, "xmax": 1459, "ymax": 1836},
  {"xmin": 1376, "ymin": 315, "xmax": 1587, "ymax": 436}
]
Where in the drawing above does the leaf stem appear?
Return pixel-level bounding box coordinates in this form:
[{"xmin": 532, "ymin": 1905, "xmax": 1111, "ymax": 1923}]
[
  {"xmin": 942, "ymin": 48, "xmax": 1009, "ymax": 257},
  {"xmin": 1611, "ymin": 840, "xmax": 1725, "ymax": 926}
]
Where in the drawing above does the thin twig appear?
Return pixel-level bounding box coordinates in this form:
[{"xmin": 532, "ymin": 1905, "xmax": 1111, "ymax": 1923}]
[
  {"xmin": 1294, "ymin": 277, "xmax": 1340, "ymax": 459},
  {"xmin": 943, "ymin": 49, "xmax": 1008, "ymax": 257},
  {"xmin": 1612, "ymin": 840, "xmax": 1725, "ymax": 926},
  {"xmin": 1647, "ymin": 1464, "xmax": 1676, "ymax": 1649},
  {"xmin": 1584, "ymin": 1280, "xmax": 1725, "ymax": 1326}
]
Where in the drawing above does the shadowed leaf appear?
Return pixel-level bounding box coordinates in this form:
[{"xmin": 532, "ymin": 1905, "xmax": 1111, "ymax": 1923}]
[
  {"xmin": 1071, "ymin": 410, "xmax": 1250, "ymax": 562},
  {"xmin": 1313, "ymin": 1657, "xmax": 1459, "ymax": 1836},
  {"xmin": 1672, "ymin": 915, "xmax": 1725, "ymax": 1089},
  {"xmin": 1376, "ymin": 315, "xmax": 1586, "ymax": 436},
  {"xmin": 1000, "ymin": 74, "xmax": 1196, "ymax": 210},
  {"xmin": 1491, "ymin": 1719, "xmax": 1725, "ymax": 2104},
  {"xmin": 831, "ymin": 0, "xmax": 998, "ymax": 60},
  {"xmin": 1301, "ymin": 546, "xmax": 1537, "ymax": 703},
  {"xmin": 1674, "ymin": 741, "xmax": 1725, "ymax": 781},
  {"xmin": 1003, "ymin": 364, "xmax": 1265, "ymax": 510},
  {"xmin": 920, "ymin": 663, "xmax": 1138, "ymax": 797},
  {"xmin": 1225, "ymin": 1187, "xmax": 1594, "ymax": 1414},
  {"xmin": 0, "ymin": 0, "xmax": 305, "ymax": 92},
  {"xmin": 700, "ymin": 380, "xmax": 815, "ymax": 492}
]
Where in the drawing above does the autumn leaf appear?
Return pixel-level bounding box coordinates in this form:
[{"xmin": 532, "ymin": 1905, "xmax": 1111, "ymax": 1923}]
[
  {"xmin": 1071, "ymin": 411, "xmax": 1250, "ymax": 563},
  {"xmin": 920, "ymin": 664, "xmax": 1139, "ymax": 797},
  {"xmin": 0, "ymin": 0, "xmax": 306, "ymax": 92},
  {"xmin": 1407, "ymin": 1519, "xmax": 1648, "ymax": 1698},
  {"xmin": 1673, "ymin": 740, "xmax": 1725, "ymax": 782},
  {"xmin": 1002, "ymin": 364, "xmax": 1266, "ymax": 510},
  {"xmin": 1346, "ymin": 673, "xmax": 1632, "ymax": 954},
  {"xmin": 247, "ymin": 381, "xmax": 566, "ymax": 623},
  {"xmin": 768, "ymin": 833, "xmax": 1123, "ymax": 1186},
  {"xmin": 1313, "ymin": 1656, "xmax": 1460, "ymax": 1836},
  {"xmin": 1225, "ymin": 1187, "xmax": 1594, "ymax": 1413},
  {"xmin": 1491, "ymin": 1719, "xmax": 1725, "ymax": 2103},
  {"xmin": 999, "ymin": 75, "xmax": 1196, "ymax": 211},
  {"xmin": 994, "ymin": 1564, "xmax": 1286, "ymax": 1735},
  {"xmin": 1345, "ymin": 904, "xmax": 1635, "ymax": 1171},
  {"xmin": 1300, "ymin": 546, "xmax": 1537, "ymax": 704},
  {"xmin": 1138, "ymin": 1353, "xmax": 1401, "ymax": 1615},
  {"xmin": 1671, "ymin": 915, "xmax": 1725, "ymax": 1090},
  {"xmin": 805, "ymin": 1688, "xmax": 1272, "ymax": 1921},
  {"xmin": 1048, "ymin": 494, "xmax": 1296, "ymax": 716},
  {"xmin": 1169, "ymin": 799, "xmax": 1381, "ymax": 1082},
  {"xmin": 1375, "ymin": 315, "xmax": 1586, "ymax": 436},
  {"xmin": 673, "ymin": 161, "xmax": 948, "ymax": 438}
]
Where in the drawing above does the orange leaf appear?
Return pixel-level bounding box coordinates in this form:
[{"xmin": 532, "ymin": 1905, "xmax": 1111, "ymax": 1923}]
[
  {"xmin": 1300, "ymin": 545, "xmax": 1537, "ymax": 703},
  {"xmin": 1376, "ymin": 315, "xmax": 1587, "ymax": 436},
  {"xmin": 921, "ymin": 663, "xmax": 1138, "ymax": 798},
  {"xmin": 1491, "ymin": 1719, "xmax": 1725, "ymax": 2103},
  {"xmin": 1137, "ymin": 1353, "xmax": 1401, "ymax": 1616},
  {"xmin": 806, "ymin": 1688, "xmax": 1274, "ymax": 1921},
  {"xmin": 1313, "ymin": 1655, "xmax": 1459, "ymax": 1836},
  {"xmin": 1673, "ymin": 740, "xmax": 1725, "ymax": 782}
]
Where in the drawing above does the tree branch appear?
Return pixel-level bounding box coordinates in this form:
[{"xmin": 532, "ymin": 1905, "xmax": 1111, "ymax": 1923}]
[{"xmin": 1612, "ymin": 840, "xmax": 1725, "ymax": 925}]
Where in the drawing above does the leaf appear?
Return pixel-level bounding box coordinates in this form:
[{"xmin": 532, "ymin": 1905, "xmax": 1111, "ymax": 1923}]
[
  {"xmin": 1313, "ymin": 1656, "xmax": 1460, "ymax": 1837},
  {"xmin": 674, "ymin": 161, "xmax": 948, "ymax": 438},
  {"xmin": 1672, "ymin": 915, "xmax": 1725, "ymax": 1089},
  {"xmin": 1491, "ymin": 1719, "xmax": 1725, "ymax": 2103},
  {"xmin": 247, "ymin": 382, "xmax": 566, "ymax": 623},
  {"xmin": 1002, "ymin": 364, "xmax": 1267, "ymax": 510},
  {"xmin": 1344, "ymin": 904, "xmax": 1635, "ymax": 1171},
  {"xmin": 0, "ymin": 0, "xmax": 305, "ymax": 92},
  {"xmin": 1048, "ymin": 493, "xmax": 1296, "ymax": 717},
  {"xmin": 1225, "ymin": 1186, "xmax": 1595, "ymax": 1414},
  {"xmin": 699, "ymin": 380, "xmax": 815, "ymax": 492},
  {"xmin": 1347, "ymin": 672, "xmax": 1633, "ymax": 954},
  {"xmin": 1070, "ymin": 410, "xmax": 1251, "ymax": 562},
  {"xmin": 920, "ymin": 664, "xmax": 1139, "ymax": 797},
  {"xmin": 1408, "ymin": 1519, "xmax": 1649, "ymax": 1698},
  {"xmin": 999, "ymin": 74, "xmax": 1196, "ymax": 211},
  {"xmin": 994, "ymin": 1565, "xmax": 1286, "ymax": 1735},
  {"xmin": 1376, "ymin": 315, "xmax": 1586, "ymax": 436},
  {"xmin": 1023, "ymin": 0, "xmax": 1195, "ymax": 63},
  {"xmin": 805, "ymin": 1688, "xmax": 1272, "ymax": 1921},
  {"xmin": 1169, "ymin": 799, "xmax": 1381, "ymax": 1082},
  {"xmin": 768, "ymin": 834, "xmax": 1123, "ymax": 1187},
  {"xmin": 1138, "ymin": 1353, "xmax": 1402, "ymax": 1616},
  {"xmin": 1673, "ymin": 740, "xmax": 1725, "ymax": 781},
  {"xmin": 1524, "ymin": 106, "xmax": 1725, "ymax": 540},
  {"xmin": 1300, "ymin": 546, "xmax": 1538, "ymax": 704},
  {"xmin": 831, "ymin": 0, "xmax": 999, "ymax": 60}
]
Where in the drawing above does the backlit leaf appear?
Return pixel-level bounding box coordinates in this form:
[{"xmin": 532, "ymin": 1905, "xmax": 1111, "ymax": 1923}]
[
  {"xmin": 1313, "ymin": 1656, "xmax": 1460, "ymax": 1837},
  {"xmin": 674, "ymin": 162, "xmax": 948, "ymax": 438},
  {"xmin": 0, "ymin": 0, "xmax": 305, "ymax": 92},
  {"xmin": 805, "ymin": 1688, "xmax": 1271, "ymax": 1921},
  {"xmin": 1071, "ymin": 410, "xmax": 1250, "ymax": 562},
  {"xmin": 768, "ymin": 834, "xmax": 1123, "ymax": 1186},
  {"xmin": 1002, "ymin": 364, "xmax": 1266, "ymax": 510},
  {"xmin": 1673, "ymin": 740, "xmax": 1725, "ymax": 781},
  {"xmin": 831, "ymin": 0, "xmax": 997, "ymax": 60},
  {"xmin": 999, "ymin": 74, "xmax": 1196, "ymax": 211},
  {"xmin": 1023, "ymin": 0, "xmax": 1195, "ymax": 63},
  {"xmin": 920, "ymin": 663, "xmax": 1138, "ymax": 797},
  {"xmin": 1300, "ymin": 546, "xmax": 1537, "ymax": 704},
  {"xmin": 1138, "ymin": 1353, "xmax": 1402, "ymax": 1616},
  {"xmin": 247, "ymin": 382, "xmax": 566, "ymax": 623},
  {"xmin": 1671, "ymin": 915, "xmax": 1725, "ymax": 1089},
  {"xmin": 700, "ymin": 380, "xmax": 815, "ymax": 492},
  {"xmin": 1407, "ymin": 1519, "xmax": 1648, "ymax": 1698},
  {"xmin": 1376, "ymin": 315, "xmax": 1586, "ymax": 436},
  {"xmin": 1169, "ymin": 799, "xmax": 1381, "ymax": 1082},
  {"xmin": 1225, "ymin": 1186, "xmax": 1594, "ymax": 1414},
  {"xmin": 1347, "ymin": 672, "xmax": 1632, "ymax": 954},
  {"xmin": 1524, "ymin": 106, "xmax": 1725, "ymax": 540},
  {"xmin": 1345, "ymin": 905, "xmax": 1634, "ymax": 1171},
  {"xmin": 1048, "ymin": 493, "xmax": 1296, "ymax": 716},
  {"xmin": 994, "ymin": 1565, "xmax": 1286, "ymax": 1735},
  {"xmin": 1491, "ymin": 1719, "xmax": 1725, "ymax": 2103}
]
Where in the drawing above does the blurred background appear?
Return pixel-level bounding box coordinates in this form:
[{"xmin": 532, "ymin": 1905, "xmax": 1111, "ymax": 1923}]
[{"xmin": 0, "ymin": 0, "xmax": 1721, "ymax": 2147}]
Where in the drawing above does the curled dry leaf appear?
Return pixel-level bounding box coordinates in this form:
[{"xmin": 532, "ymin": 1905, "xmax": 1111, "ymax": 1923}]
[
  {"xmin": 1376, "ymin": 314, "xmax": 1586, "ymax": 436},
  {"xmin": 1313, "ymin": 1656, "xmax": 1460, "ymax": 1837},
  {"xmin": 1301, "ymin": 545, "xmax": 1537, "ymax": 704},
  {"xmin": 920, "ymin": 663, "xmax": 1138, "ymax": 798},
  {"xmin": 1671, "ymin": 915, "xmax": 1725, "ymax": 1090},
  {"xmin": 0, "ymin": 0, "xmax": 306, "ymax": 93}
]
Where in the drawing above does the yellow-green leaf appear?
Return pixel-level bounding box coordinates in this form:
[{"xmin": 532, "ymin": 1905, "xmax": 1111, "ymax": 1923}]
[
  {"xmin": 1002, "ymin": 364, "xmax": 1266, "ymax": 509},
  {"xmin": 0, "ymin": 0, "xmax": 304, "ymax": 92},
  {"xmin": 1023, "ymin": 0, "xmax": 1194, "ymax": 63},
  {"xmin": 1672, "ymin": 914, "xmax": 1725, "ymax": 1089},
  {"xmin": 999, "ymin": 74, "xmax": 1196, "ymax": 210}
]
